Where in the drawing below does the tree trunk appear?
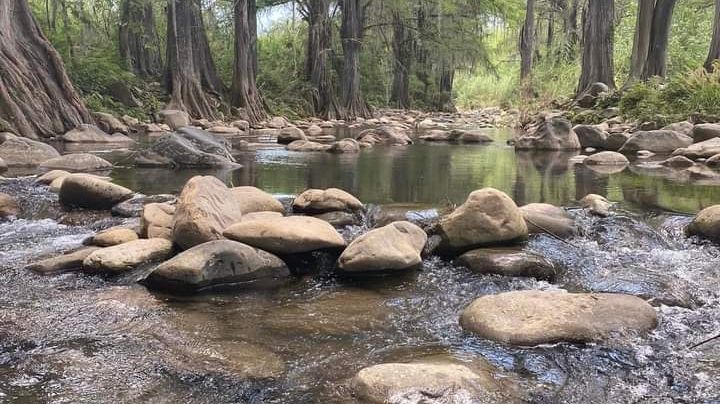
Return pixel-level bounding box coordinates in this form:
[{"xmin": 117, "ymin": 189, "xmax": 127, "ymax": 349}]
[
  {"xmin": 339, "ymin": 0, "xmax": 372, "ymax": 120},
  {"xmin": 577, "ymin": 0, "xmax": 615, "ymax": 95},
  {"xmin": 390, "ymin": 11, "xmax": 412, "ymax": 109},
  {"xmin": 230, "ymin": 0, "xmax": 267, "ymax": 124},
  {"xmin": 520, "ymin": 0, "xmax": 536, "ymax": 81},
  {"xmin": 165, "ymin": 0, "xmax": 220, "ymax": 119},
  {"xmin": 119, "ymin": 0, "xmax": 162, "ymax": 77},
  {"xmin": 626, "ymin": 0, "xmax": 654, "ymax": 86},
  {"xmin": 0, "ymin": 0, "xmax": 91, "ymax": 139},
  {"xmin": 706, "ymin": 0, "xmax": 720, "ymax": 71},
  {"xmin": 435, "ymin": 63, "xmax": 455, "ymax": 112},
  {"xmin": 302, "ymin": 0, "xmax": 340, "ymax": 119},
  {"xmin": 643, "ymin": 0, "xmax": 677, "ymax": 80}
]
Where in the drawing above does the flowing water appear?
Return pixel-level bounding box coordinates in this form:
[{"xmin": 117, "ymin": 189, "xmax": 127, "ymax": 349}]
[{"xmin": 1, "ymin": 128, "xmax": 719, "ymax": 403}]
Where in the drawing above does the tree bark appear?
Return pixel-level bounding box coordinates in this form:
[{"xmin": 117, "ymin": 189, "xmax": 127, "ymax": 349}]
[
  {"xmin": 339, "ymin": 0, "xmax": 372, "ymax": 120},
  {"xmin": 706, "ymin": 0, "xmax": 720, "ymax": 71},
  {"xmin": 165, "ymin": 0, "xmax": 220, "ymax": 119},
  {"xmin": 390, "ymin": 11, "xmax": 412, "ymax": 109},
  {"xmin": 577, "ymin": 0, "xmax": 615, "ymax": 95},
  {"xmin": 0, "ymin": 0, "xmax": 91, "ymax": 139},
  {"xmin": 119, "ymin": 0, "xmax": 162, "ymax": 77},
  {"xmin": 520, "ymin": 0, "xmax": 536, "ymax": 81},
  {"xmin": 435, "ymin": 63, "xmax": 455, "ymax": 112},
  {"xmin": 643, "ymin": 0, "xmax": 677, "ymax": 80},
  {"xmin": 301, "ymin": 0, "xmax": 340, "ymax": 119},
  {"xmin": 626, "ymin": 0, "xmax": 654, "ymax": 86},
  {"xmin": 230, "ymin": 0, "xmax": 267, "ymax": 124}
]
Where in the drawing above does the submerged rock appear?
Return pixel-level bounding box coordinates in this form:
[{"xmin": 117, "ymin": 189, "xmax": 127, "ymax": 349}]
[
  {"xmin": 460, "ymin": 290, "xmax": 657, "ymax": 345},
  {"xmin": 292, "ymin": 188, "xmax": 363, "ymax": 213},
  {"xmin": 686, "ymin": 205, "xmax": 720, "ymax": 243},
  {"xmin": 83, "ymin": 238, "xmax": 174, "ymax": 274},
  {"xmin": 659, "ymin": 155, "xmax": 695, "ymax": 169},
  {"xmin": 584, "ymin": 151, "xmax": 629, "ymax": 166},
  {"xmin": 619, "ymin": 130, "xmax": 692, "ymax": 153},
  {"xmin": 437, "ymin": 188, "xmax": 528, "ymax": 255},
  {"xmin": 231, "ymin": 186, "xmax": 284, "ymax": 214},
  {"xmin": 286, "ymin": 139, "xmax": 332, "ymax": 152},
  {"xmin": 25, "ymin": 247, "xmax": 100, "ymax": 275},
  {"xmin": 329, "ymin": 138, "xmax": 360, "ymax": 153},
  {"xmin": 59, "ymin": 174, "xmax": 134, "ymax": 210},
  {"xmin": 39, "ymin": 153, "xmax": 113, "ymax": 172},
  {"xmin": 0, "ymin": 133, "xmax": 60, "ymax": 166},
  {"xmin": 456, "ymin": 248, "xmax": 557, "ymax": 280},
  {"xmin": 144, "ymin": 240, "xmax": 290, "ymax": 291},
  {"xmin": 338, "ymin": 221, "xmax": 427, "ymax": 274},
  {"xmin": 519, "ymin": 203, "xmax": 576, "ymax": 238},
  {"xmin": 172, "ymin": 176, "xmax": 243, "ymax": 250},
  {"xmin": 223, "ymin": 215, "xmax": 346, "ymax": 255},
  {"xmin": 515, "ymin": 116, "xmax": 581, "ymax": 150},
  {"xmin": 352, "ymin": 361, "xmax": 512, "ymax": 403}
]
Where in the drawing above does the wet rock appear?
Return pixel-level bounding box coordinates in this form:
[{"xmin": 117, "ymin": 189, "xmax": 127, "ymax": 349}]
[
  {"xmin": 62, "ymin": 124, "xmax": 133, "ymax": 143},
  {"xmin": 637, "ymin": 150, "xmax": 656, "ymax": 159},
  {"xmin": 662, "ymin": 120, "xmax": 694, "ymax": 136},
  {"xmin": 83, "ymin": 238, "xmax": 174, "ymax": 274},
  {"xmin": 231, "ymin": 186, "xmax": 284, "ymax": 214},
  {"xmin": 35, "ymin": 169, "xmax": 70, "ymax": 185},
  {"xmin": 0, "ymin": 192, "xmax": 19, "ymax": 218},
  {"xmin": 456, "ymin": 248, "xmax": 556, "ymax": 280},
  {"xmin": 158, "ymin": 109, "xmax": 190, "ymax": 130},
  {"xmin": 313, "ymin": 211, "xmax": 358, "ymax": 227},
  {"xmin": 39, "ymin": 153, "xmax": 113, "ymax": 172},
  {"xmin": 659, "ymin": 155, "xmax": 695, "ymax": 169},
  {"xmin": 569, "ymin": 155, "xmax": 589, "ymax": 165},
  {"xmin": 59, "ymin": 174, "xmax": 134, "ymax": 210},
  {"xmin": 352, "ymin": 361, "xmax": 510, "ymax": 404},
  {"xmin": 25, "ymin": 247, "xmax": 101, "ymax": 275},
  {"xmin": 606, "ymin": 132, "xmax": 631, "ymax": 151},
  {"xmin": 573, "ymin": 125, "xmax": 608, "ymax": 149},
  {"xmin": 515, "ymin": 116, "xmax": 581, "ymax": 150},
  {"xmin": 292, "ymin": 188, "xmax": 363, "ymax": 213},
  {"xmin": 455, "ymin": 129, "xmax": 493, "ymax": 143},
  {"xmin": 437, "ymin": 188, "xmax": 528, "ymax": 255},
  {"xmin": 286, "ymin": 139, "xmax": 332, "ymax": 152},
  {"xmin": 139, "ymin": 129, "xmax": 237, "ymax": 168},
  {"xmin": 277, "ymin": 127, "xmax": 307, "ymax": 144},
  {"xmin": 692, "ymin": 123, "xmax": 720, "ymax": 143},
  {"xmin": 580, "ymin": 194, "xmax": 612, "ymax": 217},
  {"xmin": 356, "ymin": 126, "xmax": 412, "ymax": 145},
  {"xmin": 144, "ymin": 240, "xmax": 290, "ymax": 292},
  {"xmin": 222, "ymin": 216, "xmax": 346, "ymax": 255},
  {"xmin": 686, "ymin": 205, "xmax": 720, "ymax": 243},
  {"xmin": 110, "ymin": 193, "xmax": 176, "ymax": 217},
  {"xmin": 172, "ymin": 176, "xmax": 243, "ymax": 250},
  {"xmin": 0, "ymin": 133, "xmax": 60, "ymax": 166},
  {"xmin": 672, "ymin": 137, "xmax": 720, "ymax": 159},
  {"xmin": 584, "ymin": 151, "xmax": 629, "ymax": 166},
  {"xmin": 85, "ymin": 227, "xmax": 139, "ymax": 247},
  {"xmin": 338, "ymin": 221, "xmax": 427, "ymax": 274},
  {"xmin": 618, "ymin": 130, "xmax": 692, "ymax": 153},
  {"xmin": 329, "ymin": 138, "xmax": 360, "ymax": 153},
  {"xmin": 460, "ymin": 290, "xmax": 658, "ymax": 345},
  {"xmin": 142, "ymin": 202, "xmax": 175, "ymax": 240},
  {"xmin": 519, "ymin": 203, "xmax": 576, "ymax": 238}
]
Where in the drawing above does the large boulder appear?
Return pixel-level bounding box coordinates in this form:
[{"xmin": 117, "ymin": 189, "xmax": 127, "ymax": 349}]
[
  {"xmin": 144, "ymin": 240, "xmax": 290, "ymax": 291},
  {"xmin": 692, "ymin": 123, "xmax": 720, "ymax": 143},
  {"xmin": 62, "ymin": 124, "xmax": 133, "ymax": 143},
  {"xmin": 456, "ymin": 248, "xmax": 556, "ymax": 280},
  {"xmin": 338, "ymin": 221, "xmax": 427, "ymax": 273},
  {"xmin": 460, "ymin": 290, "xmax": 658, "ymax": 345},
  {"xmin": 223, "ymin": 216, "xmax": 346, "ymax": 255},
  {"xmin": 686, "ymin": 205, "xmax": 720, "ymax": 243},
  {"xmin": 618, "ymin": 130, "xmax": 693, "ymax": 153},
  {"xmin": 172, "ymin": 176, "xmax": 244, "ymax": 250},
  {"xmin": 292, "ymin": 188, "xmax": 363, "ymax": 213},
  {"xmin": 672, "ymin": 137, "xmax": 720, "ymax": 159},
  {"xmin": 93, "ymin": 112, "xmax": 130, "ymax": 135},
  {"xmin": 83, "ymin": 238, "xmax": 174, "ymax": 274},
  {"xmin": 519, "ymin": 203, "xmax": 576, "ymax": 238},
  {"xmin": 0, "ymin": 192, "xmax": 19, "ymax": 218},
  {"xmin": 573, "ymin": 124, "xmax": 608, "ymax": 149},
  {"xmin": 662, "ymin": 121, "xmax": 694, "ymax": 136},
  {"xmin": 141, "ymin": 202, "xmax": 175, "ymax": 240},
  {"xmin": 0, "ymin": 133, "xmax": 60, "ymax": 166},
  {"xmin": 158, "ymin": 109, "xmax": 190, "ymax": 130},
  {"xmin": 59, "ymin": 175, "xmax": 134, "ymax": 210},
  {"xmin": 286, "ymin": 139, "xmax": 332, "ymax": 152},
  {"xmin": 139, "ymin": 128, "xmax": 236, "ymax": 167},
  {"xmin": 277, "ymin": 127, "xmax": 307, "ymax": 144},
  {"xmin": 39, "ymin": 153, "xmax": 113, "ymax": 172},
  {"xmin": 356, "ymin": 126, "xmax": 412, "ymax": 145},
  {"xmin": 437, "ymin": 188, "xmax": 528, "ymax": 255},
  {"xmin": 25, "ymin": 247, "xmax": 100, "ymax": 275},
  {"xmin": 584, "ymin": 151, "xmax": 630, "ymax": 166},
  {"xmin": 328, "ymin": 138, "xmax": 360, "ymax": 153},
  {"xmin": 231, "ymin": 186, "xmax": 284, "ymax": 214},
  {"xmin": 606, "ymin": 132, "xmax": 631, "ymax": 151},
  {"xmin": 351, "ymin": 361, "xmax": 510, "ymax": 403},
  {"xmin": 514, "ymin": 117, "xmax": 581, "ymax": 150}
]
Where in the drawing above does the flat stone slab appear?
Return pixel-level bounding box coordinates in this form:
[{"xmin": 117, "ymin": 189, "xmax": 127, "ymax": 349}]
[{"xmin": 460, "ymin": 290, "xmax": 657, "ymax": 345}]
